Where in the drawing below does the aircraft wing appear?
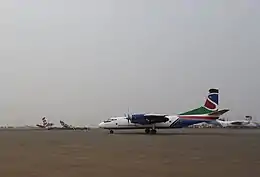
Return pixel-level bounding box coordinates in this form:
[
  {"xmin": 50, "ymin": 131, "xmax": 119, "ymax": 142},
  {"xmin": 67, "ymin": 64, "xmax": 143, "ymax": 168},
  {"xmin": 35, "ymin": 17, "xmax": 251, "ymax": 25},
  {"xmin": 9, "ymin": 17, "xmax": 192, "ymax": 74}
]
[
  {"xmin": 144, "ymin": 114, "xmax": 170, "ymax": 124},
  {"xmin": 230, "ymin": 121, "xmax": 244, "ymax": 125},
  {"xmin": 36, "ymin": 124, "xmax": 45, "ymax": 128},
  {"xmin": 131, "ymin": 114, "xmax": 169, "ymax": 124}
]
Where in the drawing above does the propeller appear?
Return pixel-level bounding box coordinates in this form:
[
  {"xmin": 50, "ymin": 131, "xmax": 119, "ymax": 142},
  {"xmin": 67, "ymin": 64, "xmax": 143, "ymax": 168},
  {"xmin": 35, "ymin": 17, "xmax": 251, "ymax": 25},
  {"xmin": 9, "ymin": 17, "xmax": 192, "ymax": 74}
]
[
  {"xmin": 125, "ymin": 107, "xmax": 132, "ymax": 124},
  {"xmin": 125, "ymin": 113, "xmax": 132, "ymax": 124}
]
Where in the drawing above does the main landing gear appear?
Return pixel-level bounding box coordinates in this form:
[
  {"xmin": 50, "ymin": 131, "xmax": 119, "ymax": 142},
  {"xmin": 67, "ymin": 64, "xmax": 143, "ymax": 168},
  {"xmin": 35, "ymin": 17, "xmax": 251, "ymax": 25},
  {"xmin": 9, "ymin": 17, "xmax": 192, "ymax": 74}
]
[
  {"xmin": 145, "ymin": 128, "xmax": 157, "ymax": 134},
  {"xmin": 108, "ymin": 129, "xmax": 157, "ymax": 135}
]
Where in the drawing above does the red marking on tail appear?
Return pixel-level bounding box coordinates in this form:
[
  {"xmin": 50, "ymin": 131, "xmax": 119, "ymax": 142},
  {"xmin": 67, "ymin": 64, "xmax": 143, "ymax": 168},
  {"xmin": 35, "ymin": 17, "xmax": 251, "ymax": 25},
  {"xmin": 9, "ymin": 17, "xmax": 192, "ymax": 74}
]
[{"xmin": 204, "ymin": 99, "xmax": 216, "ymax": 110}]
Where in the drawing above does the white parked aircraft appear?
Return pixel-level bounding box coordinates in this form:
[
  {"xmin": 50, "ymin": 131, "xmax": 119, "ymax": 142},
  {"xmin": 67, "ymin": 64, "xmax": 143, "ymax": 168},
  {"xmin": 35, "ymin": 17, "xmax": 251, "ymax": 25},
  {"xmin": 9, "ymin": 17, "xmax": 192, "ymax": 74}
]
[
  {"xmin": 60, "ymin": 120, "xmax": 89, "ymax": 130},
  {"xmin": 99, "ymin": 88, "xmax": 229, "ymax": 134},
  {"xmin": 215, "ymin": 116, "xmax": 259, "ymax": 128}
]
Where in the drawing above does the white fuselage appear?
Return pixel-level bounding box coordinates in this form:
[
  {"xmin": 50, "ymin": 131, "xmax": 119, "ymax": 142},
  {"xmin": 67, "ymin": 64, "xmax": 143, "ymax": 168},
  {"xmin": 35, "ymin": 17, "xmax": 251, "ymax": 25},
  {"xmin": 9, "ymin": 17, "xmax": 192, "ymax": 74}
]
[{"xmin": 99, "ymin": 116, "xmax": 179, "ymax": 129}]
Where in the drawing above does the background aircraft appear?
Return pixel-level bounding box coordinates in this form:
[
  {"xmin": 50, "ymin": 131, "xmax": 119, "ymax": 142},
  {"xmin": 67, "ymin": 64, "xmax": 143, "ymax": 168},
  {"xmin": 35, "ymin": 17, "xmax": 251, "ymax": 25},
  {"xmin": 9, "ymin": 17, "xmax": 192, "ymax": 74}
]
[
  {"xmin": 36, "ymin": 117, "xmax": 54, "ymax": 129},
  {"xmin": 60, "ymin": 120, "xmax": 89, "ymax": 130},
  {"xmin": 214, "ymin": 116, "xmax": 260, "ymax": 128},
  {"xmin": 99, "ymin": 88, "xmax": 229, "ymax": 134}
]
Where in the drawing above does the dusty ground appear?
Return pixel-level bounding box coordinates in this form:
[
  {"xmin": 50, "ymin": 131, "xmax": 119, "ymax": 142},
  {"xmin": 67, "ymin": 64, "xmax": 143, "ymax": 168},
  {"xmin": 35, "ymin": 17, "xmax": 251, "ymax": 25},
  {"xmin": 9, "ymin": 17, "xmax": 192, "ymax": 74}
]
[{"xmin": 0, "ymin": 128, "xmax": 259, "ymax": 177}]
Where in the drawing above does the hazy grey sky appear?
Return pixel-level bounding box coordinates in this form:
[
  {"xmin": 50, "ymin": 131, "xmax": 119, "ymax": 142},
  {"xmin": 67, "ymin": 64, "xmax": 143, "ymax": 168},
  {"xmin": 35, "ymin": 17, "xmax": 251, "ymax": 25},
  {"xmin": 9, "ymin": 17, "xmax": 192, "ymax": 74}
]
[{"xmin": 0, "ymin": 0, "xmax": 259, "ymax": 126}]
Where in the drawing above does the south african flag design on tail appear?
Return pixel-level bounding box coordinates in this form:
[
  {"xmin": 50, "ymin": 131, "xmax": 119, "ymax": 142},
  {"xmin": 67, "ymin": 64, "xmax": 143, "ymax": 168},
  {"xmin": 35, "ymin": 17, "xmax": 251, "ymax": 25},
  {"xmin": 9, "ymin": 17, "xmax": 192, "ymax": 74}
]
[
  {"xmin": 171, "ymin": 89, "xmax": 229, "ymax": 128},
  {"xmin": 179, "ymin": 88, "xmax": 219, "ymax": 116}
]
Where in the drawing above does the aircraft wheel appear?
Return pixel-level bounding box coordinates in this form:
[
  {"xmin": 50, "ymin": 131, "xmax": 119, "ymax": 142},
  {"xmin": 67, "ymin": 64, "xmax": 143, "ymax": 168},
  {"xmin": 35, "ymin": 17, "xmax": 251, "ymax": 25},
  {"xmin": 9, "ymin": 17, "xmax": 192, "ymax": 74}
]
[
  {"xmin": 109, "ymin": 130, "xmax": 114, "ymax": 134},
  {"xmin": 150, "ymin": 129, "xmax": 157, "ymax": 134},
  {"xmin": 145, "ymin": 128, "xmax": 150, "ymax": 134}
]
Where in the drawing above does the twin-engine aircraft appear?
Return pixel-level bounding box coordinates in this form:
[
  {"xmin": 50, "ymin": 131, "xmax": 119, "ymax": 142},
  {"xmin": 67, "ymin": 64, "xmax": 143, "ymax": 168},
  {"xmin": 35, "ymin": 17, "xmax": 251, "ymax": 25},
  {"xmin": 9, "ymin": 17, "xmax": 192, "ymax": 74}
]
[{"xmin": 99, "ymin": 88, "xmax": 229, "ymax": 134}]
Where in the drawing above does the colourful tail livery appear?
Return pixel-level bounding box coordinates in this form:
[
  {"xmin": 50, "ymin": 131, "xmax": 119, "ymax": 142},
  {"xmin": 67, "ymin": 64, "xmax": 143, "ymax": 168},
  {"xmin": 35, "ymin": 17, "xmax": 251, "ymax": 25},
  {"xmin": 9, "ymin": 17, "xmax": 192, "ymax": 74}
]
[
  {"xmin": 204, "ymin": 88, "xmax": 218, "ymax": 110},
  {"xmin": 172, "ymin": 88, "xmax": 229, "ymax": 128},
  {"xmin": 179, "ymin": 88, "xmax": 221, "ymax": 116}
]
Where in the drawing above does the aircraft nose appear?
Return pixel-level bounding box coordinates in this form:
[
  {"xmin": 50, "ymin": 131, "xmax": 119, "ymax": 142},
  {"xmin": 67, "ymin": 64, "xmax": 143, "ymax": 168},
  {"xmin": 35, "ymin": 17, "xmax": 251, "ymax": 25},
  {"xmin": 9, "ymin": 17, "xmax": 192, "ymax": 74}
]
[{"xmin": 98, "ymin": 122, "xmax": 104, "ymax": 128}]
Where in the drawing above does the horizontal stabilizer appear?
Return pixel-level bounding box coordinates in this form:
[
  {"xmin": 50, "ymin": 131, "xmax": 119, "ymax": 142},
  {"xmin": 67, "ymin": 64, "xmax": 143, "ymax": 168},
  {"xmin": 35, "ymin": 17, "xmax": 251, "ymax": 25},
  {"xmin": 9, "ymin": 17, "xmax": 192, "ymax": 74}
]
[{"xmin": 208, "ymin": 109, "xmax": 230, "ymax": 116}]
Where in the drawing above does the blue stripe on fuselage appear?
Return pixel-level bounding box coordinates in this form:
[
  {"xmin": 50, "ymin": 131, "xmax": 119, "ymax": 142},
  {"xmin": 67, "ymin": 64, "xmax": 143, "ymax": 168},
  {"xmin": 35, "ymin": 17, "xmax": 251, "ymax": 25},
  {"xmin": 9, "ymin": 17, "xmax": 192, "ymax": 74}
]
[{"xmin": 170, "ymin": 118, "xmax": 212, "ymax": 128}]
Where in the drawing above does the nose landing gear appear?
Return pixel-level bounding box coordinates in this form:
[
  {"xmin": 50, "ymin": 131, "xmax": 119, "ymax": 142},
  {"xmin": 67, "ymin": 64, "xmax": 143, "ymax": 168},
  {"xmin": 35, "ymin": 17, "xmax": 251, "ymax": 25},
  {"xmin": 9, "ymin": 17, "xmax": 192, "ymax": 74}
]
[
  {"xmin": 109, "ymin": 130, "xmax": 114, "ymax": 134},
  {"xmin": 145, "ymin": 128, "xmax": 150, "ymax": 134}
]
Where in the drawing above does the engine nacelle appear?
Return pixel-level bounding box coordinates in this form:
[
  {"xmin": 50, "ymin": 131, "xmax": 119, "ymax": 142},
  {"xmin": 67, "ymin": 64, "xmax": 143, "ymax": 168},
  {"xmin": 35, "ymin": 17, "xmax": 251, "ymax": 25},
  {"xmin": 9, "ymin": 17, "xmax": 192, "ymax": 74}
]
[{"xmin": 131, "ymin": 114, "xmax": 149, "ymax": 125}]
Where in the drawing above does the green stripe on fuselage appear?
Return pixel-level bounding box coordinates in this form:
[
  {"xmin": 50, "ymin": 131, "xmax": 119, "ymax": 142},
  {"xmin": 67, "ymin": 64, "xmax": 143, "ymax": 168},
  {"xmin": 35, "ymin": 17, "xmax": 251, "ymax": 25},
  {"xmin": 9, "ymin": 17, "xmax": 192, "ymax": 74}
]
[{"xmin": 178, "ymin": 106, "xmax": 214, "ymax": 115}]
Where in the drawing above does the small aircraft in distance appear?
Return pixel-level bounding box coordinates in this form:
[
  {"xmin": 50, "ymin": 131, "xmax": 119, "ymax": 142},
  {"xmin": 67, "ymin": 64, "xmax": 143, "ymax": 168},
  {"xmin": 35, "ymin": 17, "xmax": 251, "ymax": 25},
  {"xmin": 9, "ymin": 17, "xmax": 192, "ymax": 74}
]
[
  {"xmin": 99, "ymin": 88, "xmax": 229, "ymax": 134},
  {"xmin": 36, "ymin": 117, "xmax": 54, "ymax": 129},
  {"xmin": 215, "ymin": 116, "xmax": 259, "ymax": 128},
  {"xmin": 59, "ymin": 120, "xmax": 89, "ymax": 130},
  {"xmin": 36, "ymin": 117, "xmax": 89, "ymax": 130}
]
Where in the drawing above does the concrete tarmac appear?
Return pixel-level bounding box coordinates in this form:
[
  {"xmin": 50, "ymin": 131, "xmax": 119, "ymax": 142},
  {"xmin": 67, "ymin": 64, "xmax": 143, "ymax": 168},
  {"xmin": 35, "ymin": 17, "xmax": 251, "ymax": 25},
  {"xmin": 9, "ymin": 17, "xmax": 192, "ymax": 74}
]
[{"xmin": 0, "ymin": 128, "xmax": 259, "ymax": 177}]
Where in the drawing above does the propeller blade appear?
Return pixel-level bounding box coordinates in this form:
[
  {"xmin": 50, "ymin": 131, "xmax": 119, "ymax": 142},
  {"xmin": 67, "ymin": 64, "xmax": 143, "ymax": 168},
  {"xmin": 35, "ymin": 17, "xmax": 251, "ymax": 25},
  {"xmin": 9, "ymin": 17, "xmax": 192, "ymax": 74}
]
[{"xmin": 125, "ymin": 113, "xmax": 132, "ymax": 124}]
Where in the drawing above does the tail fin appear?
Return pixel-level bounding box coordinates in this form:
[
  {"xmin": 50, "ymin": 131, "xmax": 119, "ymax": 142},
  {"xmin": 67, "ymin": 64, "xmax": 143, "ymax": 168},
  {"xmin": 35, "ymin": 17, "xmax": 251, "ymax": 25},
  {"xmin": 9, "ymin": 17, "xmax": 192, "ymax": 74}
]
[
  {"xmin": 179, "ymin": 88, "xmax": 220, "ymax": 115},
  {"xmin": 245, "ymin": 116, "xmax": 252, "ymax": 122},
  {"xmin": 204, "ymin": 88, "xmax": 218, "ymax": 111},
  {"xmin": 42, "ymin": 117, "xmax": 48, "ymax": 126},
  {"xmin": 60, "ymin": 120, "xmax": 70, "ymax": 128},
  {"xmin": 60, "ymin": 120, "xmax": 66, "ymax": 127}
]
